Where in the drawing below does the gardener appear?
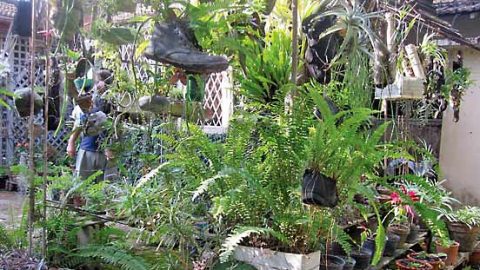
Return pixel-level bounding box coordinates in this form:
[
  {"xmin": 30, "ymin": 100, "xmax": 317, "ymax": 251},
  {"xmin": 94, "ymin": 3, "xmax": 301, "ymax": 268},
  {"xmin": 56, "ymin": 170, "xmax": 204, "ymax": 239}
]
[{"xmin": 67, "ymin": 69, "xmax": 116, "ymax": 182}]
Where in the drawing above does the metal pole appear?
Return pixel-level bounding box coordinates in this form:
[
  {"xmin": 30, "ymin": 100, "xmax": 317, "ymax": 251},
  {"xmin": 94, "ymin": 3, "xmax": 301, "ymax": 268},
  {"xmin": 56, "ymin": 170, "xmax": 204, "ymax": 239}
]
[
  {"xmin": 42, "ymin": 0, "xmax": 51, "ymax": 258},
  {"xmin": 27, "ymin": 0, "xmax": 37, "ymax": 256}
]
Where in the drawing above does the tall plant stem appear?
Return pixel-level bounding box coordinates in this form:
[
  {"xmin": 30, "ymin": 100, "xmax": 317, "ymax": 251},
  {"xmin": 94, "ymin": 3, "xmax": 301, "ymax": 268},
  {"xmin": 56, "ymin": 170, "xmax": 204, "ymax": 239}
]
[
  {"xmin": 290, "ymin": 0, "xmax": 298, "ymax": 85},
  {"xmin": 27, "ymin": 0, "xmax": 37, "ymax": 256},
  {"xmin": 42, "ymin": 1, "xmax": 51, "ymax": 258}
]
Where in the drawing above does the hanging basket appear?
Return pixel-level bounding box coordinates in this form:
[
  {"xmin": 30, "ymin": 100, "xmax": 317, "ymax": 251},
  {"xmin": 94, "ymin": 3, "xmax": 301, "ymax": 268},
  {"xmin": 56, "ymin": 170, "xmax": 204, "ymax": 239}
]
[
  {"xmin": 138, "ymin": 95, "xmax": 202, "ymax": 117},
  {"xmin": 302, "ymin": 169, "xmax": 338, "ymax": 208},
  {"xmin": 14, "ymin": 88, "xmax": 43, "ymax": 117},
  {"xmin": 375, "ymin": 73, "xmax": 425, "ymax": 100}
]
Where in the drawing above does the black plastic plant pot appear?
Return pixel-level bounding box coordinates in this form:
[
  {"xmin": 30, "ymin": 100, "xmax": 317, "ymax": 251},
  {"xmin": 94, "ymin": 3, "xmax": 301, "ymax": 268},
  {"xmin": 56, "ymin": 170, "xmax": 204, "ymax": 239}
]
[
  {"xmin": 330, "ymin": 242, "xmax": 347, "ymax": 256},
  {"xmin": 362, "ymin": 238, "xmax": 376, "ymax": 256},
  {"xmin": 320, "ymin": 255, "xmax": 345, "ymax": 270},
  {"xmin": 338, "ymin": 256, "xmax": 356, "ymax": 270},
  {"xmin": 406, "ymin": 224, "xmax": 420, "ymax": 243},
  {"xmin": 351, "ymin": 248, "xmax": 372, "ymax": 270},
  {"xmin": 384, "ymin": 233, "xmax": 401, "ymax": 257},
  {"xmin": 302, "ymin": 169, "xmax": 338, "ymax": 207}
]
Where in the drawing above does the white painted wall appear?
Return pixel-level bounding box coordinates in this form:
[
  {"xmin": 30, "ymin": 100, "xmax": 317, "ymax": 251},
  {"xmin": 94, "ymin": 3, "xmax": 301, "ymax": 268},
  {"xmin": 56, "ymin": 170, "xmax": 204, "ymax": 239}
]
[{"xmin": 440, "ymin": 48, "xmax": 480, "ymax": 205}]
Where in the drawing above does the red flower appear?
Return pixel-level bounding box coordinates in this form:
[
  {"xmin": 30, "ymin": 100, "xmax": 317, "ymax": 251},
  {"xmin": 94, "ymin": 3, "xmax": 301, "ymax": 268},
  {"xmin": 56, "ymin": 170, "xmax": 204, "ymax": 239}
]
[
  {"xmin": 389, "ymin": 192, "xmax": 402, "ymax": 204},
  {"xmin": 407, "ymin": 190, "xmax": 419, "ymax": 202}
]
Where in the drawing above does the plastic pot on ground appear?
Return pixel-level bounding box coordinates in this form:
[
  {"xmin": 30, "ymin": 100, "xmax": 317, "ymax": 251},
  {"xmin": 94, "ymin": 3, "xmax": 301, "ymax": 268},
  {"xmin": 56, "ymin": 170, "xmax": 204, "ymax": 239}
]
[
  {"xmin": 388, "ymin": 223, "xmax": 411, "ymax": 247},
  {"xmin": 350, "ymin": 248, "xmax": 372, "ymax": 270},
  {"xmin": 384, "ymin": 233, "xmax": 401, "ymax": 257},
  {"xmin": 319, "ymin": 255, "xmax": 345, "ymax": 270}
]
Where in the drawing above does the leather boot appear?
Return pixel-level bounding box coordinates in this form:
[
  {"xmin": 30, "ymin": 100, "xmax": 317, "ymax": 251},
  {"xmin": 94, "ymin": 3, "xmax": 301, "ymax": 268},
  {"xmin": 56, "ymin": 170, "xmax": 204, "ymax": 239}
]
[{"xmin": 144, "ymin": 20, "xmax": 228, "ymax": 74}]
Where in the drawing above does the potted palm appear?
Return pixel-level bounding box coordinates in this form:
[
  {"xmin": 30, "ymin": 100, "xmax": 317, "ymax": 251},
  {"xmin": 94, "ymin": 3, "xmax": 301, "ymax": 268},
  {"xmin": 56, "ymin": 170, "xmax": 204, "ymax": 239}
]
[{"xmin": 443, "ymin": 206, "xmax": 480, "ymax": 252}]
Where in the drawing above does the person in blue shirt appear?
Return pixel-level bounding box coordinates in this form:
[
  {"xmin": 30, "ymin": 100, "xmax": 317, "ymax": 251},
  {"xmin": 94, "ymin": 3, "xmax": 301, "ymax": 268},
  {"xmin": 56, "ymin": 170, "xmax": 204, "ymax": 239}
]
[{"xmin": 67, "ymin": 70, "xmax": 115, "ymax": 181}]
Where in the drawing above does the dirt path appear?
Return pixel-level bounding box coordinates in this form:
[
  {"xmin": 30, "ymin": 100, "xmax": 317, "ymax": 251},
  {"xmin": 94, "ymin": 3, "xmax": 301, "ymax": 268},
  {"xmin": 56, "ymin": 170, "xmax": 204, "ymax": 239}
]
[{"xmin": 0, "ymin": 191, "xmax": 25, "ymax": 227}]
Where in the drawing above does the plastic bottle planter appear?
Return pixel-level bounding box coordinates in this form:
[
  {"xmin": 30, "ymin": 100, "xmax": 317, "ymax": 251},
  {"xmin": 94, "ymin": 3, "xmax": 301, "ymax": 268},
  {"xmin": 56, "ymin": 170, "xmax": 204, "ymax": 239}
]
[
  {"xmin": 435, "ymin": 240, "xmax": 459, "ymax": 266},
  {"xmin": 233, "ymin": 246, "xmax": 322, "ymax": 270},
  {"xmin": 375, "ymin": 44, "xmax": 425, "ymax": 100},
  {"xmin": 374, "ymin": 73, "xmax": 424, "ymax": 100},
  {"xmin": 447, "ymin": 222, "xmax": 480, "ymax": 252},
  {"xmin": 302, "ymin": 169, "xmax": 338, "ymax": 208},
  {"xmin": 395, "ymin": 258, "xmax": 433, "ymax": 270}
]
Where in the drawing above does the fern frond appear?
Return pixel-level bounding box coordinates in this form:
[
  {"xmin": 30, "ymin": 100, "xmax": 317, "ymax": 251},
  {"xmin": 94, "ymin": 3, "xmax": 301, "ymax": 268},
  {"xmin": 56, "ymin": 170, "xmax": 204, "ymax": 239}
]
[
  {"xmin": 220, "ymin": 226, "xmax": 276, "ymax": 262},
  {"xmin": 69, "ymin": 245, "xmax": 149, "ymax": 270}
]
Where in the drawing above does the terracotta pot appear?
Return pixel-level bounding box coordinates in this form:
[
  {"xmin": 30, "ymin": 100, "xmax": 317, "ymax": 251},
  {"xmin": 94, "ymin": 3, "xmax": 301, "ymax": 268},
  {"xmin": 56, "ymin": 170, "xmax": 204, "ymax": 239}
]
[
  {"xmin": 447, "ymin": 222, "xmax": 480, "ymax": 252},
  {"xmin": 407, "ymin": 252, "xmax": 444, "ymax": 270},
  {"xmin": 388, "ymin": 224, "xmax": 411, "ymax": 247},
  {"xmin": 435, "ymin": 240, "xmax": 459, "ymax": 266},
  {"xmin": 469, "ymin": 243, "xmax": 480, "ymax": 266},
  {"xmin": 396, "ymin": 258, "xmax": 433, "ymax": 270}
]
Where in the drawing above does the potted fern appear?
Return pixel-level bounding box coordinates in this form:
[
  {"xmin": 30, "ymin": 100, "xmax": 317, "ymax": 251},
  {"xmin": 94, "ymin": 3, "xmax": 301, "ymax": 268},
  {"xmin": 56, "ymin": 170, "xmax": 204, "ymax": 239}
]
[{"xmin": 302, "ymin": 91, "xmax": 389, "ymax": 207}]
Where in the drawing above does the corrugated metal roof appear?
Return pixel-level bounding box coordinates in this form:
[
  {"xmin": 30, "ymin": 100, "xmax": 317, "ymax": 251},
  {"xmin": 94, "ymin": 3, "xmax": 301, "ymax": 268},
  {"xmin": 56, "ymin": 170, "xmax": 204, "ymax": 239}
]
[{"xmin": 434, "ymin": 0, "xmax": 480, "ymax": 15}]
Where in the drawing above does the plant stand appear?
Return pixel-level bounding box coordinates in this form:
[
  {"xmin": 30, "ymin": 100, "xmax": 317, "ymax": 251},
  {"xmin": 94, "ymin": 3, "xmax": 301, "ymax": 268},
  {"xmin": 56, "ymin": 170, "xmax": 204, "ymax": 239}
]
[{"xmin": 234, "ymin": 246, "xmax": 321, "ymax": 270}]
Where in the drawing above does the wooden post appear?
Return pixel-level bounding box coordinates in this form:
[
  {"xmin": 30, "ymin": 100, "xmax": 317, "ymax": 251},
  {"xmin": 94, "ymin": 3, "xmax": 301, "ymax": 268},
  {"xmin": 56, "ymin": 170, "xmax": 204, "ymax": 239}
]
[
  {"xmin": 405, "ymin": 44, "xmax": 426, "ymax": 80},
  {"xmin": 42, "ymin": 0, "xmax": 51, "ymax": 258},
  {"xmin": 27, "ymin": 0, "xmax": 37, "ymax": 256}
]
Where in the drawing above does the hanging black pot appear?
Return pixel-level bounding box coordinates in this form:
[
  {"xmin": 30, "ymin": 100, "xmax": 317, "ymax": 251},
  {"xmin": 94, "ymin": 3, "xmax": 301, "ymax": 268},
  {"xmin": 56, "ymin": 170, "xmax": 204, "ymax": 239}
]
[
  {"xmin": 14, "ymin": 88, "xmax": 43, "ymax": 117},
  {"xmin": 302, "ymin": 169, "xmax": 338, "ymax": 207}
]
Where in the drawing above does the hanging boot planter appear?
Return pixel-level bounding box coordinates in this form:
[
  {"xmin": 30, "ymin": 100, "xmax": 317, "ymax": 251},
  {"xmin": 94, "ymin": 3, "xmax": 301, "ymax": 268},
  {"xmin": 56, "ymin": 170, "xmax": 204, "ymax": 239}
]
[
  {"xmin": 302, "ymin": 169, "xmax": 338, "ymax": 208},
  {"xmin": 144, "ymin": 19, "xmax": 229, "ymax": 74},
  {"xmin": 14, "ymin": 88, "xmax": 43, "ymax": 117}
]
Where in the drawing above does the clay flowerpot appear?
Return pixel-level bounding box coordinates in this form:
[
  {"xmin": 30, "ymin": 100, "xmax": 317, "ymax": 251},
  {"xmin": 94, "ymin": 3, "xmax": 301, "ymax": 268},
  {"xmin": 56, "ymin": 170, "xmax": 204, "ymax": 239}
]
[
  {"xmin": 384, "ymin": 234, "xmax": 401, "ymax": 257},
  {"xmin": 447, "ymin": 222, "xmax": 480, "ymax": 252},
  {"xmin": 388, "ymin": 224, "xmax": 411, "ymax": 247},
  {"xmin": 469, "ymin": 243, "xmax": 480, "ymax": 266},
  {"xmin": 435, "ymin": 240, "xmax": 459, "ymax": 266},
  {"xmin": 395, "ymin": 258, "xmax": 433, "ymax": 270},
  {"xmin": 350, "ymin": 248, "xmax": 371, "ymax": 270},
  {"xmin": 407, "ymin": 252, "xmax": 444, "ymax": 270},
  {"xmin": 302, "ymin": 169, "xmax": 338, "ymax": 208},
  {"xmin": 320, "ymin": 255, "xmax": 345, "ymax": 270}
]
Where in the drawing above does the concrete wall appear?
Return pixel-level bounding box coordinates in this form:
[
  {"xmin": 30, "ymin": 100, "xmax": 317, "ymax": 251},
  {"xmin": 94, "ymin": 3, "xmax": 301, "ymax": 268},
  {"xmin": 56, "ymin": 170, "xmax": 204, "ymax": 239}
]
[{"xmin": 440, "ymin": 48, "xmax": 480, "ymax": 205}]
